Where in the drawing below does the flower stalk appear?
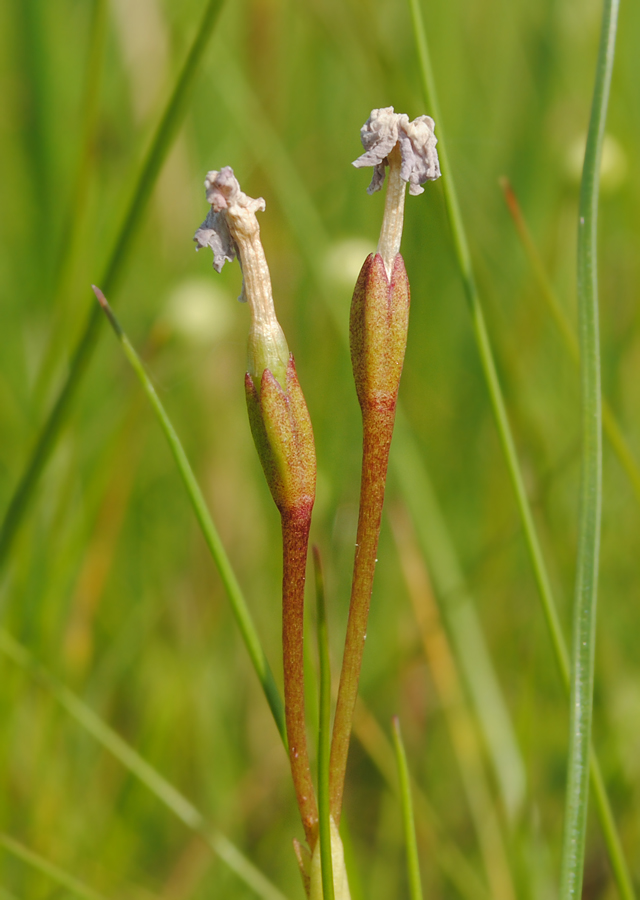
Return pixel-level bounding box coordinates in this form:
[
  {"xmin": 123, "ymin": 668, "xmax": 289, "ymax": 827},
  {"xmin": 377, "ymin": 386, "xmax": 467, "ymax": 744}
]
[
  {"xmin": 329, "ymin": 109, "xmax": 440, "ymax": 821},
  {"xmin": 195, "ymin": 169, "xmax": 318, "ymax": 848}
]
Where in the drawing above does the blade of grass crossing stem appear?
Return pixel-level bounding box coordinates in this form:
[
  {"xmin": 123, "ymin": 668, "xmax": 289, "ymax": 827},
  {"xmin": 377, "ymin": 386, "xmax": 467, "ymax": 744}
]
[
  {"xmin": 408, "ymin": 3, "xmax": 634, "ymax": 896},
  {"xmin": 0, "ymin": 834, "xmax": 107, "ymax": 900},
  {"xmin": 314, "ymin": 547, "xmax": 335, "ymax": 900},
  {"xmin": 0, "ymin": 0, "xmax": 225, "ymax": 568},
  {"xmin": 214, "ymin": 61, "xmax": 526, "ymax": 824},
  {"xmin": 0, "ymin": 630, "xmax": 288, "ymax": 900},
  {"xmin": 560, "ymin": 2, "xmax": 618, "ymax": 898},
  {"xmin": 391, "ymin": 718, "xmax": 424, "ymax": 900},
  {"xmin": 93, "ymin": 287, "xmax": 286, "ymax": 746}
]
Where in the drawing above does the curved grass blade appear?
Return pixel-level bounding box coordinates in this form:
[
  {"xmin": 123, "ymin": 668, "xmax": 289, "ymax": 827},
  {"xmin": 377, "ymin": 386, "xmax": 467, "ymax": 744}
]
[
  {"xmin": 0, "ymin": 833, "xmax": 107, "ymax": 900},
  {"xmin": 0, "ymin": 630, "xmax": 288, "ymax": 900},
  {"xmin": 391, "ymin": 718, "xmax": 424, "ymax": 900},
  {"xmin": 407, "ymin": 2, "xmax": 634, "ymax": 896},
  {"xmin": 93, "ymin": 286, "xmax": 286, "ymax": 746},
  {"xmin": 0, "ymin": 0, "xmax": 226, "ymax": 568},
  {"xmin": 313, "ymin": 547, "xmax": 335, "ymax": 900},
  {"xmin": 500, "ymin": 177, "xmax": 640, "ymax": 505},
  {"xmin": 559, "ymin": 1, "xmax": 619, "ymax": 897}
]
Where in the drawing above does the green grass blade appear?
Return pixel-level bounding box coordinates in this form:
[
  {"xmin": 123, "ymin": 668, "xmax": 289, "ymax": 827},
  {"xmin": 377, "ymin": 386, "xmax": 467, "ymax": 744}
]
[
  {"xmin": 0, "ymin": 629, "xmax": 288, "ymax": 900},
  {"xmin": 32, "ymin": 0, "xmax": 110, "ymax": 408},
  {"xmin": 93, "ymin": 287, "xmax": 286, "ymax": 746},
  {"xmin": 0, "ymin": 833, "xmax": 107, "ymax": 900},
  {"xmin": 500, "ymin": 177, "xmax": 640, "ymax": 505},
  {"xmin": 354, "ymin": 707, "xmax": 491, "ymax": 900},
  {"xmin": 0, "ymin": 0, "xmax": 226, "ymax": 568},
  {"xmin": 314, "ymin": 547, "xmax": 335, "ymax": 900},
  {"xmin": 559, "ymin": 1, "xmax": 619, "ymax": 898},
  {"xmin": 408, "ymin": 3, "xmax": 634, "ymax": 895},
  {"xmin": 391, "ymin": 718, "xmax": 424, "ymax": 900}
]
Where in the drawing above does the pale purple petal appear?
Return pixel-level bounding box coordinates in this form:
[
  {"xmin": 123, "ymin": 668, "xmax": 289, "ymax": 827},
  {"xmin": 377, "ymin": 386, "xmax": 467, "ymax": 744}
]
[
  {"xmin": 194, "ymin": 206, "xmax": 238, "ymax": 273},
  {"xmin": 398, "ymin": 115, "xmax": 441, "ymax": 195},
  {"xmin": 353, "ymin": 107, "xmax": 403, "ymax": 172},
  {"xmin": 353, "ymin": 107, "xmax": 441, "ymax": 194}
]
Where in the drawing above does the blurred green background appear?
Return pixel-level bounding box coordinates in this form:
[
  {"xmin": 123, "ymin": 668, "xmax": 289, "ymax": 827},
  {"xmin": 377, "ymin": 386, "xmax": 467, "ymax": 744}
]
[{"xmin": 0, "ymin": 0, "xmax": 638, "ymax": 897}]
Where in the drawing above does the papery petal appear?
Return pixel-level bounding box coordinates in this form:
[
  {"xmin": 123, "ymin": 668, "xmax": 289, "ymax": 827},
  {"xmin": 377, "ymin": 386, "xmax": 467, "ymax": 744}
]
[
  {"xmin": 193, "ymin": 206, "xmax": 238, "ymax": 273},
  {"xmin": 353, "ymin": 107, "xmax": 403, "ymax": 170},
  {"xmin": 353, "ymin": 107, "xmax": 441, "ymax": 194},
  {"xmin": 398, "ymin": 115, "xmax": 440, "ymax": 195}
]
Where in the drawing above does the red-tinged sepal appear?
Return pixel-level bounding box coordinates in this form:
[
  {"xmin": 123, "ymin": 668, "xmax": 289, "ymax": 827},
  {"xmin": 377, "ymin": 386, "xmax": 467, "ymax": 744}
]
[
  {"xmin": 349, "ymin": 252, "xmax": 410, "ymax": 414},
  {"xmin": 245, "ymin": 355, "xmax": 316, "ymax": 518}
]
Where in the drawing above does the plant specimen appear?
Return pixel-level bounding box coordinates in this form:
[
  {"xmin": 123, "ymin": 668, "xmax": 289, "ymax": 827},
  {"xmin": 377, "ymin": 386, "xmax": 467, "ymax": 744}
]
[{"xmin": 193, "ymin": 107, "xmax": 440, "ymax": 898}]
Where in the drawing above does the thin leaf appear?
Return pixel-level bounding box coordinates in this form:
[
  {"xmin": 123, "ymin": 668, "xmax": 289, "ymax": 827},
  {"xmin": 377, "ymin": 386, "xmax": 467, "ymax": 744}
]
[
  {"xmin": 93, "ymin": 286, "xmax": 286, "ymax": 746},
  {"xmin": 391, "ymin": 718, "xmax": 424, "ymax": 900},
  {"xmin": 560, "ymin": 1, "xmax": 619, "ymax": 898}
]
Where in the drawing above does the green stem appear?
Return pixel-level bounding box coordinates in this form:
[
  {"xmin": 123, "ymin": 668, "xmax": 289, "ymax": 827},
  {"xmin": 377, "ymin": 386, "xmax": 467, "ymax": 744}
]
[
  {"xmin": 0, "ymin": 833, "xmax": 107, "ymax": 900},
  {"xmin": 408, "ymin": 2, "xmax": 634, "ymax": 896},
  {"xmin": 282, "ymin": 511, "xmax": 318, "ymax": 848},
  {"xmin": 314, "ymin": 547, "xmax": 336, "ymax": 900},
  {"xmin": 0, "ymin": 630, "xmax": 288, "ymax": 900},
  {"xmin": 560, "ymin": 1, "xmax": 618, "ymax": 897},
  {"xmin": 329, "ymin": 407, "xmax": 395, "ymax": 822},
  {"xmin": 0, "ymin": 0, "xmax": 225, "ymax": 568},
  {"xmin": 391, "ymin": 718, "xmax": 424, "ymax": 900},
  {"xmin": 94, "ymin": 287, "xmax": 286, "ymax": 745}
]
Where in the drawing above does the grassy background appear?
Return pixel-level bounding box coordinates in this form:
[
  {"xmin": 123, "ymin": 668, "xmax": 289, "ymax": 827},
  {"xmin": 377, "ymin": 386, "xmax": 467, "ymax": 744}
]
[{"xmin": 0, "ymin": 0, "xmax": 639, "ymax": 897}]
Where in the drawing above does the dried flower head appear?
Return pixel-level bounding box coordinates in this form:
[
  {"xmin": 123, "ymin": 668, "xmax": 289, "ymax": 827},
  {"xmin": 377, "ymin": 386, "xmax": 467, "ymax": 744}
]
[
  {"xmin": 194, "ymin": 166, "xmax": 289, "ymax": 387},
  {"xmin": 352, "ymin": 107, "xmax": 440, "ymax": 277},
  {"xmin": 353, "ymin": 106, "xmax": 440, "ymax": 196}
]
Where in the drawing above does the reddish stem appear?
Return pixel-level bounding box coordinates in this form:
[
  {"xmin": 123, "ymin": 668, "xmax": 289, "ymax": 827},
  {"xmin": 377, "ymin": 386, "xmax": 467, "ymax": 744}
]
[
  {"xmin": 329, "ymin": 402, "xmax": 396, "ymax": 821},
  {"xmin": 282, "ymin": 506, "xmax": 318, "ymax": 848}
]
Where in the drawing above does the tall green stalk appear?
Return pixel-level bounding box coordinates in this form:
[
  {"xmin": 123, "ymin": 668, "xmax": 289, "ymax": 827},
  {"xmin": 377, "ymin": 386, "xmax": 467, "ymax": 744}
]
[
  {"xmin": 408, "ymin": 2, "xmax": 634, "ymax": 896},
  {"xmin": 314, "ymin": 547, "xmax": 336, "ymax": 900},
  {"xmin": 559, "ymin": 1, "xmax": 619, "ymax": 896},
  {"xmin": 0, "ymin": 0, "xmax": 225, "ymax": 567}
]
